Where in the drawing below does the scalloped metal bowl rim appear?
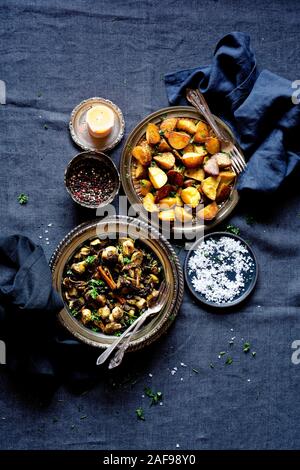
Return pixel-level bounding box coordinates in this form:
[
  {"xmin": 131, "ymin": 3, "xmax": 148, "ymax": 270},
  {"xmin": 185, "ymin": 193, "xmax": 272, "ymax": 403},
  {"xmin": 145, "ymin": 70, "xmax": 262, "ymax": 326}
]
[
  {"xmin": 120, "ymin": 106, "xmax": 240, "ymax": 234},
  {"xmin": 64, "ymin": 151, "xmax": 121, "ymax": 209},
  {"xmin": 49, "ymin": 216, "xmax": 184, "ymax": 351},
  {"xmin": 69, "ymin": 97, "xmax": 125, "ymax": 152}
]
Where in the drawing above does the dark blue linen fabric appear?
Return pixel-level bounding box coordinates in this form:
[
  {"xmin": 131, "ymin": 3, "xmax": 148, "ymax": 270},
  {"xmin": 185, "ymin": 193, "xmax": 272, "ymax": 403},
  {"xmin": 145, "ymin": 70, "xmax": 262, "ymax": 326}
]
[
  {"xmin": 165, "ymin": 32, "xmax": 300, "ymax": 193},
  {"xmin": 1, "ymin": 0, "xmax": 300, "ymax": 452},
  {"xmin": 0, "ymin": 235, "xmax": 103, "ymax": 397}
]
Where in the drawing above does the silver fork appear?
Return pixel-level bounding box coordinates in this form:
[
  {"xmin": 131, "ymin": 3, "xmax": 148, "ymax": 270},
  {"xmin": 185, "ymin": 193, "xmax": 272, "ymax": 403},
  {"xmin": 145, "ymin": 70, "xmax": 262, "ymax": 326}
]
[
  {"xmin": 186, "ymin": 88, "xmax": 247, "ymax": 175},
  {"xmin": 96, "ymin": 281, "xmax": 167, "ymax": 367}
]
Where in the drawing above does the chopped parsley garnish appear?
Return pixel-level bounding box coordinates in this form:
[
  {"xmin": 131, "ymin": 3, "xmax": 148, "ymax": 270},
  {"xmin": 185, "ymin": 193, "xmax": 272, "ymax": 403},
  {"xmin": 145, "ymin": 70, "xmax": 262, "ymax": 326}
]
[
  {"xmin": 43, "ymin": 124, "xmax": 48, "ymax": 130},
  {"xmin": 86, "ymin": 255, "xmax": 96, "ymax": 264},
  {"xmin": 225, "ymin": 356, "xmax": 233, "ymax": 365},
  {"xmin": 18, "ymin": 193, "xmax": 29, "ymax": 205},
  {"xmin": 123, "ymin": 257, "xmax": 131, "ymax": 264},
  {"xmin": 169, "ymin": 191, "xmax": 177, "ymax": 197},
  {"xmin": 70, "ymin": 309, "xmax": 79, "ymax": 318},
  {"xmin": 219, "ymin": 351, "xmax": 226, "ymax": 356},
  {"xmin": 66, "ymin": 269, "xmax": 73, "ymax": 276},
  {"xmin": 89, "ymin": 287, "xmax": 99, "ymax": 299},
  {"xmin": 136, "ymin": 407, "xmax": 145, "ymax": 420},
  {"xmin": 92, "ymin": 327, "xmax": 100, "ymax": 332},
  {"xmin": 89, "ymin": 279, "xmax": 105, "ymax": 288},
  {"xmin": 226, "ymin": 224, "xmax": 240, "ymax": 235},
  {"xmin": 210, "ymin": 363, "xmax": 215, "ymax": 369},
  {"xmin": 114, "ymin": 331, "xmax": 122, "ymax": 337},
  {"xmin": 144, "ymin": 387, "xmax": 162, "ymax": 406},
  {"xmin": 243, "ymin": 342, "xmax": 251, "ymax": 353},
  {"xmin": 192, "ymin": 368, "xmax": 199, "ymax": 374}
]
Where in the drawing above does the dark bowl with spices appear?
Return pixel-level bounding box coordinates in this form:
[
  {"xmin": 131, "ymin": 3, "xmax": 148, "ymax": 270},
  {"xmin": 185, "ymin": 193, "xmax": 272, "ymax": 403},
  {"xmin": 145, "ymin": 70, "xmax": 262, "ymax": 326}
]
[{"xmin": 65, "ymin": 151, "xmax": 120, "ymax": 209}]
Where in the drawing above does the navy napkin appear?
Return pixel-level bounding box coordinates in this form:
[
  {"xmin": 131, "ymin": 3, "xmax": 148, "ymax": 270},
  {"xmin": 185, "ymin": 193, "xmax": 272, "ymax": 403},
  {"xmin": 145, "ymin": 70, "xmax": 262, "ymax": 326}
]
[
  {"xmin": 165, "ymin": 32, "xmax": 300, "ymax": 193},
  {"xmin": 0, "ymin": 235, "xmax": 101, "ymax": 398}
]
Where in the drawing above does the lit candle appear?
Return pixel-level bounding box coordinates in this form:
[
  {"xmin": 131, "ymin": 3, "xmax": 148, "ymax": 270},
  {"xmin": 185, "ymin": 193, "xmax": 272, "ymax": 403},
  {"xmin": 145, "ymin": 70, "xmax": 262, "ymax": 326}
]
[{"xmin": 86, "ymin": 105, "xmax": 115, "ymax": 138}]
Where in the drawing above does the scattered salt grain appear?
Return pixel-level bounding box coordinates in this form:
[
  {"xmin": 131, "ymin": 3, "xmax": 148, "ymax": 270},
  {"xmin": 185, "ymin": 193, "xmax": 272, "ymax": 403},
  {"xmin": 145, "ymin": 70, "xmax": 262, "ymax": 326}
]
[
  {"xmin": 141, "ymin": 395, "xmax": 145, "ymax": 398},
  {"xmin": 180, "ymin": 362, "xmax": 187, "ymax": 367},
  {"xmin": 45, "ymin": 230, "xmax": 49, "ymax": 233},
  {"xmin": 180, "ymin": 378, "xmax": 184, "ymax": 382},
  {"xmin": 45, "ymin": 238, "xmax": 49, "ymax": 241},
  {"xmin": 38, "ymin": 236, "xmax": 42, "ymax": 239},
  {"xmin": 46, "ymin": 242, "xmax": 50, "ymax": 245},
  {"xmin": 176, "ymin": 444, "xmax": 180, "ymax": 448},
  {"xmin": 148, "ymin": 373, "xmax": 153, "ymax": 378},
  {"xmin": 247, "ymin": 379, "xmax": 251, "ymax": 382},
  {"xmin": 159, "ymin": 402, "xmax": 163, "ymax": 406},
  {"xmin": 188, "ymin": 236, "xmax": 255, "ymax": 303},
  {"xmin": 48, "ymin": 223, "xmax": 53, "ymax": 227},
  {"xmin": 171, "ymin": 369, "xmax": 177, "ymax": 376},
  {"xmin": 230, "ymin": 328, "xmax": 234, "ymax": 332},
  {"xmin": 173, "ymin": 367, "xmax": 178, "ymax": 371}
]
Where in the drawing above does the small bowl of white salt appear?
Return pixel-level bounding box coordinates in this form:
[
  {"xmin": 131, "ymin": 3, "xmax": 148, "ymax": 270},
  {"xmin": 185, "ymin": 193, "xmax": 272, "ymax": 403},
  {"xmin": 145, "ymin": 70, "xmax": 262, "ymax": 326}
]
[{"xmin": 184, "ymin": 232, "xmax": 258, "ymax": 308}]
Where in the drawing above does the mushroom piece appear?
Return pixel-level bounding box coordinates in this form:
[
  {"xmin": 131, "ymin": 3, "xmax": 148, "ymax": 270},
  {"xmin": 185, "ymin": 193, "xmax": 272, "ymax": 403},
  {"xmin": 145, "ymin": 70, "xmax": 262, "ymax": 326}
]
[
  {"xmin": 146, "ymin": 289, "xmax": 160, "ymax": 304},
  {"xmin": 69, "ymin": 297, "xmax": 85, "ymax": 310},
  {"xmin": 81, "ymin": 308, "xmax": 92, "ymax": 325},
  {"xmin": 111, "ymin": 305, "xmax": 124, "ymax": 320},
  {"xmin": 95, "ymin": 294, "xmax": 106, "ymax": 306},
  {"xmin": 97, "ymin": 305, "xmax": 110, "ymax": 320},
  {"xmin": 104, "ymin": 322, "xmax": 122, "ymax": 334},
  {"xmin": 90, "ymin": 238, "xmax": 102, "ymax": 247},
  {"xmin": 135, "ymin": 298, "xmax": 147, "ymax": 310},
  {"xmin": 131, "ymin": 250, "xmax": 144, "ymax": 265},
  {"xmin": 71, "ymin": 261, "xmax": 86, "ymax": 274},
  {"xmin": 74, "ymin": 246, "xmax": 90, "ymax": 259},
  {"xmin": 119, "ymin": 238, "xmax": 135, "ymax": 257},
  {"xmin": 101, "ymin": 246, "xmax": 118, "ymax": 263}
]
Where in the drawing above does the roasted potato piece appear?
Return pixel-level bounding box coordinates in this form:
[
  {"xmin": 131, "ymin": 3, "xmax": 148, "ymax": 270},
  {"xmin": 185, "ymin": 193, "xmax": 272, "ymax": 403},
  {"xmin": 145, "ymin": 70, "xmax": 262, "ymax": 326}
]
[
  {"xmin": 197, "ymin": 202, "xmax": 219, "ymax": 221},
  {"xmin": 153, "ymin": 152, "xmax": 175, "ymax": 170},
  {"xmin": 204, "ymin": 157, "xmax": 219, "ymax": 176},
  {"xmin": 205, "ymin": 136, "xmax": 221, "ymax": 154},
  {"xmin": 132, "ymin": 142, "xmax": 152, "ymax": 166},
  {"xmin": 181, "ymin": 152, "xmax": 205, "ymax": 169},
  {"xmin": 143, "ymin": 193, "xmax": 159, "ymax": 212},
  {"xmin": 135, "ymin": 162, "xmax": 148, "ymax": 180},
  {"xmin": 193, "ymin": 145, "xmax": 208, "ymax": 156},
  {"xmin": 182, "ymin": 143, "xmax": 194, "ymax": 154},
  {"xmin": 194, "ymin": 121, "xmax": 209, "ymax": 143},
  {"xmin": 158, "ymin": 209, "xmax": 175, "ymax": 221},
  {"xmin": 184, "ymin": 168, "xmax": 205, "ymax": 182},
  {"xmin": 215, "ymin": 153, "xmax": 232, "ymax": 168},
  {"xmin": 154, "ymin": 184, "xmax": 173, "ymax": 203},
  {"xmin": 219, "ymin": 170, "xmax": 236, "ymax": 185},
  {"xmin": 160, "ymin": 117, "xmax": 177, "ymax": 133},
  {"xmin": 177, "ymin": 118, "xmax": 197, "ymax": 134},
  {"xmin": 159, "ymin": 197, "xmax": 178, "ymax": 209},
  {"xmin": 139, "ymin": 179, "xmax": 153, "ymax": 196},
  {"xmin": 201, "ymin": 176, "xmax": 221, "ymax": 201},
  {"xmin": 216, "ymin": 182, "xmax": 231, "ymax": 203},
  {"xmin": 148, "ymin": 166, "xmax": 168, "ymax": 189},
  {"xmin": 167, "ymin": 169, "xmax": 184, "ymax": 186},
  {"xmin": 157, "ymin": 138, "xmax": 172, "ymax": 152},
  {"xmin": 165, "ymin": 131, "xmax": 190, "ymax": 149},
  {"xmin": 174, "ymin": 206, "xmax": 193, "ymax": 222},
  {"xmin": 146, "ymin": 123, "xmax": 160, "ymax": 145},
  {"xmin": 181, "ymin": 187, "xmax": 201, "ymax": 208}
]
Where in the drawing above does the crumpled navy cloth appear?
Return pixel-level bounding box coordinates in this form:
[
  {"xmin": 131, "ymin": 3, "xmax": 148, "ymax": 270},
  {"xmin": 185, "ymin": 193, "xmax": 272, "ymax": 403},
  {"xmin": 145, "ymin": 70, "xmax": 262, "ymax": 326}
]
[
  {"xmin": 165, "ymin": 32, "xmax": 300, "ymax": 193},
  {"xmin": 0, "ymin": 235, "xmax": 100, "ymax": 397}
]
